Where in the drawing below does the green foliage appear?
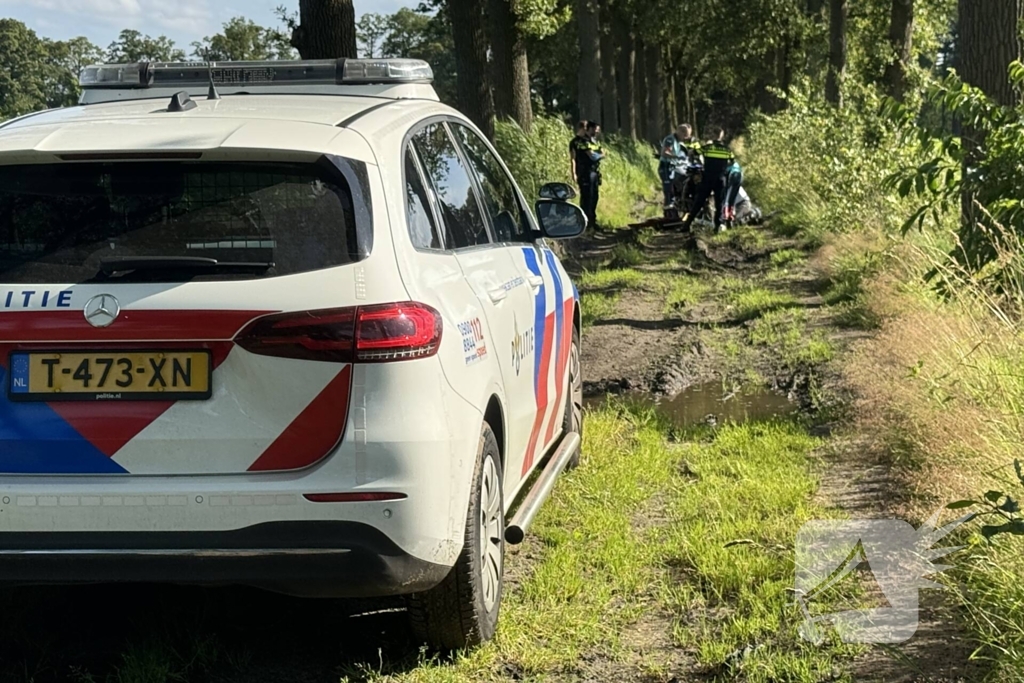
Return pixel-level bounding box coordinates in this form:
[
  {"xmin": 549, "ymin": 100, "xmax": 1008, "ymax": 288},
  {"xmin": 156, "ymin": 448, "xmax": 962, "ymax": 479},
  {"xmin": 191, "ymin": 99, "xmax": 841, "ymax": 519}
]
[
  {"xmin": 494, "ymin": 116, "xmax": 573, "ymax": 200},
  {"xmin": 495, "ymin": 116, "xmax": 657, "ymax": 229},
  {"xmin": 191, "ymin": 17, "xmax": 294, "ymax": 61},
  {"xmin": 743, "ymin": 85, "xmax": 918, "ymax": 241},
  {"xmin": 0, "ymin": 20, "xmax": 104, "ymax": 119},
  {"xmin": 888, "ymin": 64, "xmax": 1024, "ymax": 287},
  {"xmin": 105, "ymin": 29, "xmax": 185, "ymax": 63},
  {"xmin": 356, "ymin": 8, "xmax": 457, "ymax": 105}
]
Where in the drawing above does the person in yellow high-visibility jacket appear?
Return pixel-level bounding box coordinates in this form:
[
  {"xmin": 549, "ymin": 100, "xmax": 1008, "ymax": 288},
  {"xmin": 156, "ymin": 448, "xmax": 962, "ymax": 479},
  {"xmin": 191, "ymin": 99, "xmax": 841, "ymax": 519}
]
[{"xmin": 682, "ymin": 125, "xmax": 735, "ymax": 232}]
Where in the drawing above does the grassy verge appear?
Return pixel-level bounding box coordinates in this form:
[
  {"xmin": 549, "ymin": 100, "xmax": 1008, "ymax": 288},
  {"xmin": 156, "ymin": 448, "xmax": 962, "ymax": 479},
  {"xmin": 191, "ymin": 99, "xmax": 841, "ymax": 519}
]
[{"xmin": 832, "ymin": 232, "xmax": 1024, "ymax": 680}]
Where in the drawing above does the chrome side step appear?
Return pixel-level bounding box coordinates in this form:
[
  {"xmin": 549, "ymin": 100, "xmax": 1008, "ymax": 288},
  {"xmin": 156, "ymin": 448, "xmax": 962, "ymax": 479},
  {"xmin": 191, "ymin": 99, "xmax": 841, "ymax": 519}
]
[{"xmin": 504, "ymin": 432, "xmax": 581, "ymax": 545}]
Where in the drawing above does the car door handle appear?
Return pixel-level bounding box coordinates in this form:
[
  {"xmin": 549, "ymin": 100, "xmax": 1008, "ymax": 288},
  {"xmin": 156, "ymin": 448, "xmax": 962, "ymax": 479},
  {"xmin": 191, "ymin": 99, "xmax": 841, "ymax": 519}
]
[
  {"xmin": 488, "ymin": 287, "xmax": 508, "ymax": 303},
  {"xmin": 527, "ymin": 275, "xmax": 544, "ymax": 290}
]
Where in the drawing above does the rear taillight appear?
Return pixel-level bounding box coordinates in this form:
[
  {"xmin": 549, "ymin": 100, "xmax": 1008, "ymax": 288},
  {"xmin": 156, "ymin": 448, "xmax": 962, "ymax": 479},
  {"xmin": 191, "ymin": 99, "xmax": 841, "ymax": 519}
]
[{"xmin": 235, "ymin": 302, "xmax": 442, "ymax": 363}]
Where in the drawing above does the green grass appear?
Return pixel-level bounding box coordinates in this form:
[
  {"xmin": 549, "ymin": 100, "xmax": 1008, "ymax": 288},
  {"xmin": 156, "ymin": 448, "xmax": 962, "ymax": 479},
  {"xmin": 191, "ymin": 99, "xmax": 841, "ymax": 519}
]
[
  {"xmin": 659, "ymin": 420, "xmax": 860, "ymax": 680},
  {"xmin": 770, "ymin": 248, "xmax": 806, "ymax": 269},
  {"xmin": 609, "ymin": 243, "xmax": 645, "ymax": 267},
  {"xmin": 725, "ymin": 285, "xmax": 798, "ymax": 322},
  {"xmin": 581, "ymin": 291, "xmax": 619, "ymax": 328},
  {"xmin": 578, "ymin": 267, "xmax": 644, "ymax": 292},
  {"xmin": 334, "ymin": 405, "xmax": 860, "ymax": 682},
  {"xmin": 748, "ymin": 310, "xmax": 836, "ymax": 366},
  {"xmin": 707, "ymin": 226, "xmax": 770, "ymax": 252},
  {"xmin": 664, "ymin": 275, "xmax": 710, "ymax": 314}
]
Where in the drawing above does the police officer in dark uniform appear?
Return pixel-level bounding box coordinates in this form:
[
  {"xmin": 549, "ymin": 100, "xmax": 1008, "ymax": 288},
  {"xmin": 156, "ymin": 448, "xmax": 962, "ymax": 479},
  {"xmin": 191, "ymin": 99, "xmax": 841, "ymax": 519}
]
[
  {"xmin": 682, "ymin": 124, "xmax": 735, "ymax": 232},
  {"xmin": 569, "ymin": 121, "xmax": 603, "ymax": 229}
]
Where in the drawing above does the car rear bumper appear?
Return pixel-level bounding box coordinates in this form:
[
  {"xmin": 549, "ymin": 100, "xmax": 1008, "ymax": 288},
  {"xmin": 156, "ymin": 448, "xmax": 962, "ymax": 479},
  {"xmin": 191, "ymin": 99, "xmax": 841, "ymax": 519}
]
[{"xmin": 0, "ymin": 521, "xmax": 451, "ymax": 597}]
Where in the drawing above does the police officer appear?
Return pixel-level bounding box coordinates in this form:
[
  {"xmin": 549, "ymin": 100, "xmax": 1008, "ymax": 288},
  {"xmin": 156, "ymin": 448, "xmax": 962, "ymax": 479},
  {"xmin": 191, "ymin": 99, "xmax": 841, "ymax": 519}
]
[
  {"xmin": 682, "ymin": 125, "xmax": 734, "ymax": 232},
  {"xmin": 659, "ymin": 124, "xmax": 699, "ymax": 214},
  {"xmin": 570, "ymin": 121, "xmax": 603, "ymax": 229}
]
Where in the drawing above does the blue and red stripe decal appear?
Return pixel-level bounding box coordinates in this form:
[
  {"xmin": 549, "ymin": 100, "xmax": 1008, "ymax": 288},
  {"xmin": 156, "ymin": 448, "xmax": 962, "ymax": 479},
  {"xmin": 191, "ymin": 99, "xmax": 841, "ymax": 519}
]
[{"xmin": 520, "ymin": 247, "xmax": 576, "ymax": 475}]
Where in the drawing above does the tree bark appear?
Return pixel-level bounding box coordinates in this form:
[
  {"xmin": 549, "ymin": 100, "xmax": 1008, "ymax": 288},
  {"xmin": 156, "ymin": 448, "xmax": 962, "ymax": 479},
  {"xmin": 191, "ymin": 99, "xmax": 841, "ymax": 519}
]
[
  {"xmin": 883, "ymin": 0, "xmax": 914, "ymax": 101},
  {"xmin": 448, "ymin": 0, "xmax": 495, "ymax": 139},
  {"xmin": 293, "ymin": 0, "xmax": 357, "ymax": 59},
  {"xmin": 576, "ymin": 0, "xmax": 602, "ymax": 121},
  {"xmin": 599, "ymin": 4, "xmax": 619, "ymax": 133},
  {"xmin": 614, "ymin": 20, "xmax": 636, "ymax": 138},
  {"xmin": 825, "ymin": 0, "xmax": 848, "ymax": 107},
  {"xmin": 489, "ymin": 0, "xmax": 533, "ymax": 132},
  {"xmin": 645, "ymin": 42, "xmax": 664, "ymax": 144},
  {"xmin": 957, "ymin": 0, "xmax": 1023, "ymax": 234},
  {"xmin": 958, "ymin": 0, "xmax": 1023, "ymax": 106},
  {"xmin": 635, "ymin": 38, "xmax": 648, "ymax": 141}
]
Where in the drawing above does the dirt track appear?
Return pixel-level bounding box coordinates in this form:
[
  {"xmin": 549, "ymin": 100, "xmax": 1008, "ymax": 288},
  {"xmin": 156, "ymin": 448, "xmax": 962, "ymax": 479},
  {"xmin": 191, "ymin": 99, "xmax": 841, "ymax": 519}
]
[{"xmin": 0, "ymin": 222, "xmax": 983, "ymax": 683}]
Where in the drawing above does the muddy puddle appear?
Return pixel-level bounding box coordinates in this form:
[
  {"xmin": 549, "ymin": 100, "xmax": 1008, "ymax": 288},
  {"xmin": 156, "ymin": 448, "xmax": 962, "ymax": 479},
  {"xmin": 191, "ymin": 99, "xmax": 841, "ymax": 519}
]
[{"xmin": 586, "ymin": 381, "xmax": 797, "ymax": 428}]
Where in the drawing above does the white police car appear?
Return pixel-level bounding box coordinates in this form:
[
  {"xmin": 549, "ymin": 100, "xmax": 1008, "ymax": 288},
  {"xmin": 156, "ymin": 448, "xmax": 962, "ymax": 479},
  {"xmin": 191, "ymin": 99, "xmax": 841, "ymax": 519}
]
[{"xmin": 0, "ymin": 58, "xmax": 585, "ymax": 649}]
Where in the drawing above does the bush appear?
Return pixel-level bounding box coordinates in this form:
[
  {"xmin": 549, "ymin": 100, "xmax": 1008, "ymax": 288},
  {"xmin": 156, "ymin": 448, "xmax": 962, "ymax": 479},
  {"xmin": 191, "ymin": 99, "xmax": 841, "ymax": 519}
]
[{"xmin": 742, "ymin": 86, "xmax": 918, "ymax": 241}]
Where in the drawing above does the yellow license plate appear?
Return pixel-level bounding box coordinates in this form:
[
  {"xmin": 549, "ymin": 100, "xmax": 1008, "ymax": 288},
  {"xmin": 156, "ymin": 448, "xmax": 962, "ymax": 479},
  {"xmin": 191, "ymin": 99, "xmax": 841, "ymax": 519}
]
[{"xmin": 8, "ymin": 351, "xmax": 212, "ymax": 402}]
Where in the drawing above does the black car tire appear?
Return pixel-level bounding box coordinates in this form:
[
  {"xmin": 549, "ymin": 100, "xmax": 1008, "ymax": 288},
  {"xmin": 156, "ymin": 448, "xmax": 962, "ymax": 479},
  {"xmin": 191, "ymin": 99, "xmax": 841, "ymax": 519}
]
[{"xmin": 408, "ymin": 423, "xmax": 504, "ymax": 650}]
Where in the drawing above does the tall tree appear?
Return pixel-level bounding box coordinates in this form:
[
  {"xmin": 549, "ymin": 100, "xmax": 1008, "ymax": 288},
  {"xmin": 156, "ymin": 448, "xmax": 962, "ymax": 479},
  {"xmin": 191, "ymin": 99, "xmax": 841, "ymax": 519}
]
[
  {"xmin": 106, "ymin": 29, "xmax": 185, "ymax": 62},
  {"xmin": 291, "ymin": 0, "xmax": 357, "ymax": 59},
  {"xmin": 883, "ymin": 0, "xmax": 914, "ymax": 101},
  {"xmin": 489, "ymin": 0, "xmax": 533, "ymax": 132},
  {"xmin": 448, "ymin": 0, "xmax": 496, "ymax": 138},
  {"xmin": 356, "ymin": 13, "xmax": 389, "ymax": 57},
  {"xmin": 577, "ymin": 0, "xmax": 602, "ymax": 121},
  {"xmin": 825, "ymin": 0, "xmax": 848, "ymax": 106},
  {"xmin": 192, "ymin": 17, "xmax": 294, "ymax": 60},
  {"xmin": 645, "ymin": 43, "xmax": 664, "ymax": 143},
  {"xmin": 634, "ymin": 38, "xmax": 648, "ymax": 140},
  {"xmin": 956, "ymin": 0, "xmax": 1023, "ymax": 233},
  {"xmin": 613, "ymin": 19, "xmax": 636, "ymax": 137},
  {"xmin": 957, "ymin": 0, "xmax": 1023, "ymax": 106},
  {"xmin": 598, "ymin": 4, "xmax": 619, "ymax": 133}
]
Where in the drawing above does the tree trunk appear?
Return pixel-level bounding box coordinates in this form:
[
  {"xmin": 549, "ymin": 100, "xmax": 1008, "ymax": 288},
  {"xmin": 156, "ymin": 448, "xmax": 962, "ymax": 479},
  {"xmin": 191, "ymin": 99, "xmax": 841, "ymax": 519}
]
[
  {"xmin": 645, "ymin": 43, "xmax": 664, "ymax": 145},
  {"xmin": 293, "ymin": 0, "xmax": 357, "ymax": 58},
  {"xmin": 883, "ymin": 0, "xmax": 914, "ymax": 101},
  {"xmin": 489, "ymin": 0, "xmax": 533, "ymax": 132},
  {"xmin": 635, "ymin": 39, "xmax": 648, "ymax": 141},
  {"xmin": 958, "ymin": 0, "xmax": 1023, "ymax": 106},
  {"xmin": 825, "ymin": 0, "xmax": 848, "ymax": 107},
  {"xmin": 599, "ymin": 5, "xmax": 619, "ymax": 133},
  {"xmin": 576, "ymin": 0, "xmax": 602, "ymax": 121},
  {"xmin": 957, "ymin": 0, "xmax": 1023, "ymax": 235},
  {"xmin": 448, "ymin": 0, "xmax": 495, "ymax": 139},
  {"xmin": 614, "ymin": 20, "xmax": 636, "ymax": 138}
]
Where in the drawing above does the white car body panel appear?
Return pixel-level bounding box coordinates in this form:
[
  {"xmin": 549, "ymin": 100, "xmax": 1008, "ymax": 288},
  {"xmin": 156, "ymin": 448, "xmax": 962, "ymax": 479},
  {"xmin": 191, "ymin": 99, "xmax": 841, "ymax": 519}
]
[{"xmin": 0, "ymin": 83, "xmax": 580, "ymax": 592}]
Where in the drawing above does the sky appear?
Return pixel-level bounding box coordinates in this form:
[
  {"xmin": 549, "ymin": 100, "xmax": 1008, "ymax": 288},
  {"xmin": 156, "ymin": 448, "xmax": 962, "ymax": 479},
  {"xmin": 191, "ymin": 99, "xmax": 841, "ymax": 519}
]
[{"xmin": 0, "ymin": 0, "xmax": 409, "ymax": 53}]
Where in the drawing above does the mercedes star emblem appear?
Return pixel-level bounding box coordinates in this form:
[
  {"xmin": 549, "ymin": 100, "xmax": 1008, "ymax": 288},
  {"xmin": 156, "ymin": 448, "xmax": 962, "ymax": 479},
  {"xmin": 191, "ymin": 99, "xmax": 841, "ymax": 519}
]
[{"xmin": 83, "ymin": 294, "xmax": 120, "ymax": 328}]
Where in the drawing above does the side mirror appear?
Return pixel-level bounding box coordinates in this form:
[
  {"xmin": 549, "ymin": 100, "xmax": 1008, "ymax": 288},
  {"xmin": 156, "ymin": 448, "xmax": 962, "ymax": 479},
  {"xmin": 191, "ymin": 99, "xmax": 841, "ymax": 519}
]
[
  {"xmin": 535, "ymin": 199, "xmax": 587, "ymax": 239},
  {"xmin": 539, "ymin": 182, "xmax": 576, "ymax": 201}
]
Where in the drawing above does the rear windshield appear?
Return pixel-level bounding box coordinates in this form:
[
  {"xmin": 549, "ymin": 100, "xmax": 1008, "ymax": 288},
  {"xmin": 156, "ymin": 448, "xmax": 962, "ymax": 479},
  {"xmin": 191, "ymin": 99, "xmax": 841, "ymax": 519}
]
[{"xmin": 0, "ymin": 159, "xmax": 371, "ymax": 284}]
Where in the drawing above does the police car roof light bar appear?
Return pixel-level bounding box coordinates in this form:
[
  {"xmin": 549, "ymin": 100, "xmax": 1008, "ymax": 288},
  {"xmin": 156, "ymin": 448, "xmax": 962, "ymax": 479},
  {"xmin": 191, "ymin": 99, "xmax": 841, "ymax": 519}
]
[{"xmin": 79, "ymin": 58, "xmax": 435, "ymax": 90}]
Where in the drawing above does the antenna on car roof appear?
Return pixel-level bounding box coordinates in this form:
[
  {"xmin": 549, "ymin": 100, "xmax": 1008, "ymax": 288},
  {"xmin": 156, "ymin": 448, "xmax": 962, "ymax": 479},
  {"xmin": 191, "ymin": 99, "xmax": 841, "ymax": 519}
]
[{"xmin": 205, "ymin": 52, "xmax": 221, "ymax": 101}]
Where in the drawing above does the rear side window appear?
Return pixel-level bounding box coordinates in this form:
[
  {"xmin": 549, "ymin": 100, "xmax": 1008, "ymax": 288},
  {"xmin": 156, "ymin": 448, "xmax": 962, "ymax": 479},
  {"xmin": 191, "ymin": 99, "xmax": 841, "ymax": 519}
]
[
  {"xmin": 404, "ymin": 148, "xmax": 442, "ymax": 250},
  {"xmin": 0, "ymin": 160, "xmax": 371, "ymax": 284},
  {"xmin": 411, "ymin": 123, "xmax": 491, "ymax": 250},
  {"xmin": 451, "ymin": 123, "xmax": 530, "ymax": 243}
]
